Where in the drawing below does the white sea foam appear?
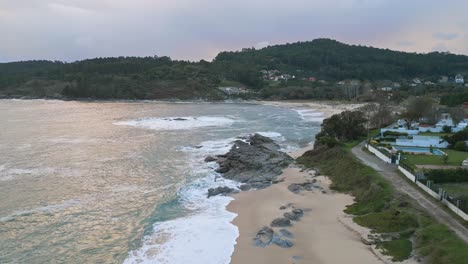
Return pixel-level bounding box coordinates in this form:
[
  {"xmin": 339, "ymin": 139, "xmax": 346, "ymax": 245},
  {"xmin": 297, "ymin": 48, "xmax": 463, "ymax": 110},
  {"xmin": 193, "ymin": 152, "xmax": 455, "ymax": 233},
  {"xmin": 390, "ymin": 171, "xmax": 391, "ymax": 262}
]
[
  {"xmin": 124, "ymin": 131, "xmax": 289, "ymax": 264},
  {"xmin": 294, "ymin": 109, "xmax": 325, "ymax": 122},
  {"xmin": 114, "ymin": 116, "xmax": 236, "ymax": 131},
  {"xmin": 124, "ymin": 175, "xmax": 239, "ymax": 264}
]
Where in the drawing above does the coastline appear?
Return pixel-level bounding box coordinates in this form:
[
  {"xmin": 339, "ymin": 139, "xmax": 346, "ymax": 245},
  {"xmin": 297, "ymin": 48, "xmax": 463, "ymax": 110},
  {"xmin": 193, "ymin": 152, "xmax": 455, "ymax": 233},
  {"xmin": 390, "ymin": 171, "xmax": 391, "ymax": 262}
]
[
  {"xmin": 226, "ymin": 101, "xmax": 392, "ymax": 264},
  {"xmin": 227, "ymin": 146, "xmax": 384, "ymax": 264}
]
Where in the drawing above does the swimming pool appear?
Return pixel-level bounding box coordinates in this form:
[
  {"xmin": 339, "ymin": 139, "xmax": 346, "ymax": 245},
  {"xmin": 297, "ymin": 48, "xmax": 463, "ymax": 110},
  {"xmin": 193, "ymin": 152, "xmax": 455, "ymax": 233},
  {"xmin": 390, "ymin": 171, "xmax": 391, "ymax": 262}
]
[{"xmin": 393, "ymin": 146, "xmax": 445, "ymax": 155}]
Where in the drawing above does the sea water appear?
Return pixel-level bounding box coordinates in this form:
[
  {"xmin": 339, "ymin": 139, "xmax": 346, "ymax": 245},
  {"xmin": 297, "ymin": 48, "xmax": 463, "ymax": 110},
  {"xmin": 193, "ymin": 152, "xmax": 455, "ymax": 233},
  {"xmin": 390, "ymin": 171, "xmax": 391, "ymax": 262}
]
[{"xmin": 0, "ymin": 100, "xmax": 322, "ymax": 263}]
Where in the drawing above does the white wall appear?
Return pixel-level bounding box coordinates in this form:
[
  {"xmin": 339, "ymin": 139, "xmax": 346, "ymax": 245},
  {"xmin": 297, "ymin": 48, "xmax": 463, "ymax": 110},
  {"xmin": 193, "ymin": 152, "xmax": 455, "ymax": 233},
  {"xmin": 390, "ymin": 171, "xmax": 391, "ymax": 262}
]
[
  {"xmin": 367, "ymin": 145, "xmax": 391, "ymax": 163},
  {"xmin": 443, "ymin": 200, "xmax": 468, "ymax": 221},
  {"xmin": 398, "ymin": 166, "xmax": 416, "ymax": 182}
]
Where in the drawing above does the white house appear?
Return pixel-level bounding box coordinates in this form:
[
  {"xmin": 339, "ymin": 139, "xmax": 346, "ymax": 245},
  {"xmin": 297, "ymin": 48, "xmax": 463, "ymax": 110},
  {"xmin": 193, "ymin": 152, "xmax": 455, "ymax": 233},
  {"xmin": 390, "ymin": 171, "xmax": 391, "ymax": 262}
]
[
  {"xmin": 439, "ymin": 76, "xmax": 449, "ymax": 83},
  {"xmin": 456, "ymin": 74, "xmax": 465, "ymax": 84}
]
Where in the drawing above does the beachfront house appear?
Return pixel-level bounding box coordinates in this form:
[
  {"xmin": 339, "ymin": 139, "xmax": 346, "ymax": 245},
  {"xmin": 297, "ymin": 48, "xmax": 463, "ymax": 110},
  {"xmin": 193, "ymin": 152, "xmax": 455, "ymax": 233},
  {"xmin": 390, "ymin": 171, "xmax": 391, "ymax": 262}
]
[{"xmin": 455, "ymin": 74, "xmax": 464, "ymax": 84}]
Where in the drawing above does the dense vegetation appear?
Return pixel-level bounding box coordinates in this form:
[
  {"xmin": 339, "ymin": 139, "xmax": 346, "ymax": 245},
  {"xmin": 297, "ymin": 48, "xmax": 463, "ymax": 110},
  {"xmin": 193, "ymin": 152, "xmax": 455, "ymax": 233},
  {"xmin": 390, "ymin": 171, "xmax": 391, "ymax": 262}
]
[
  {"xmin": 297, "ymin": 111, "xmax": 468, "ymax": 263},
  {"xmin": 441, "ymin": 92, "xmax": 468, "ymax": 107},
  {"xmin": 215, "ymin": 39, "xmax": 468, "ymax": 81},
  {"xmin": 426, "ymin": 169, "xmax": 468, "ymax": 184},
  {"xmin": 1, "ymin": 39, "xmax": 468, "ymax": 100}
]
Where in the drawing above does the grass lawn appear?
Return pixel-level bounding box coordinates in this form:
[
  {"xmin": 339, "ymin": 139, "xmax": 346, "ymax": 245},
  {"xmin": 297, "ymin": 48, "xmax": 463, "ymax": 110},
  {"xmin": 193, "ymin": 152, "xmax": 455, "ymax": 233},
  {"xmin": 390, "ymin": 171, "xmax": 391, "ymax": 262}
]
[{"xmin": 404, "ymin": 149, "xmax": 468, "ymax": 166}]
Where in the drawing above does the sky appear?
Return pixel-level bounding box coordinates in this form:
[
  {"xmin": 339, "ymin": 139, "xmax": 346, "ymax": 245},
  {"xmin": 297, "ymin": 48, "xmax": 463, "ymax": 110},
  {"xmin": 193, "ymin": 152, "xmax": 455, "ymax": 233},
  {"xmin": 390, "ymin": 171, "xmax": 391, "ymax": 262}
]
[{"xmin": 1, "ymin": 0, "xmax": 468, "ymax": 62}]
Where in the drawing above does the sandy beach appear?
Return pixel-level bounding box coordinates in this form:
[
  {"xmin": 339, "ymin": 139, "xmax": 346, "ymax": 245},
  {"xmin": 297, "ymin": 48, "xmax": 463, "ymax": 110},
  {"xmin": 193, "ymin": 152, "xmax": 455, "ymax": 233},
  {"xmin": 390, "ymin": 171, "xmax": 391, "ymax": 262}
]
[
  {"xmin": 259, "ymin": 100, "xmax": 364, "ymax": 118},
  {"xmin": 228, "ymin": 101, "xmax": 387, "ymax": 264},
  {"xmin": 228, "ymin": 151, "xmax": 383, "ymax": 264}
]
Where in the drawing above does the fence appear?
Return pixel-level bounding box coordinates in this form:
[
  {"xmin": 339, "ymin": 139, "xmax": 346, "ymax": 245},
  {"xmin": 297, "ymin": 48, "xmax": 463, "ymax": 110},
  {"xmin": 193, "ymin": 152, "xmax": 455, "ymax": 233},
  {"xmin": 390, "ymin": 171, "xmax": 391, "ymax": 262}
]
[
  {"xmin": 367, "ymin": 144, "xmax": 392, "ymax": 163},
  {"xmin": 366, "ymin": 145, "xmax": 468, "ymax": 221}
]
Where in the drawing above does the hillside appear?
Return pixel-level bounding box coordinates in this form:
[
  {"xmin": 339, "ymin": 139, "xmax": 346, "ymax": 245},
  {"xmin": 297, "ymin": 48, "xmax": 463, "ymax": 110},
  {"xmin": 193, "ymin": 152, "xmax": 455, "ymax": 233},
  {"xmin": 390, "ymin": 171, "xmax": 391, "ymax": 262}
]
[
  {"xmin": 215, "ymin": 39, "xmax": 468, "ymax": 81},
  {"xmin": 1, "ymin": 39, "xmax": 467, "ymax": 100}
]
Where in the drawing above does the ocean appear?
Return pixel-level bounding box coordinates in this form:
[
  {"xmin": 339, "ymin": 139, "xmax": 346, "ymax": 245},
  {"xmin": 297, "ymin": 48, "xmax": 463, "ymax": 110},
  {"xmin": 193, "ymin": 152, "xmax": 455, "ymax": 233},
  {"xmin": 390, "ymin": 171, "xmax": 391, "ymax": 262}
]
[{"xmin": 0, "ymin": 100, "xmax": 323, "ymax": 263}]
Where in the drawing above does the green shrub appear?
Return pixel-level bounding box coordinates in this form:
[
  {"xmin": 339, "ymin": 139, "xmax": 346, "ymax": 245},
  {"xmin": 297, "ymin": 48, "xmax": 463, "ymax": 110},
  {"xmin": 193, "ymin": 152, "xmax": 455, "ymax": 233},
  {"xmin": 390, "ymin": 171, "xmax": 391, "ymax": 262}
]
[
  {"xmin": 454, "ymin": 141, "xmax": 466, "ymax": 152},
  {"xmin": 383, "ymin": 131, "xmax": 409, "ymax": 137},
  {"xmin": 426, "ymin": 168, "xmax": 468, "ymax": 183},
  {"xmin": 380, "ymin": 239, "xmax": 413, "ymax": 262}
]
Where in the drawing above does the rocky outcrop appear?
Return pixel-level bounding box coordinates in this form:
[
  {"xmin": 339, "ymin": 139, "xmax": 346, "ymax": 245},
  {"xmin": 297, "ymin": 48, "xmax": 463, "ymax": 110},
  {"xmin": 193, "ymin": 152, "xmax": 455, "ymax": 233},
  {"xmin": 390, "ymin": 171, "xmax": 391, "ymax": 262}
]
[
  {"xmin": 254, "ymin": 226, "xmax": 275, "ymax": 247},
  {"xmin": 207, "ymin": 186, "xmax": 237, "ymax": 198},
  {"xmin": 271, "ymin": 217, "xmax": 292, "ymax": 227},
  {"xmin": 287, "ymin": 180, "xmax": 323, "ymax": 194},
  {"xmin": 254, "ymin": 226, "xmax": 294, "ymax": 248},
  {"xmin": 204, "ymin": 156, "xmax": 217, "ymax": 162},
  {"xmin": 215, "ymin": 134, "xmax": 293, "ymax": 189}
]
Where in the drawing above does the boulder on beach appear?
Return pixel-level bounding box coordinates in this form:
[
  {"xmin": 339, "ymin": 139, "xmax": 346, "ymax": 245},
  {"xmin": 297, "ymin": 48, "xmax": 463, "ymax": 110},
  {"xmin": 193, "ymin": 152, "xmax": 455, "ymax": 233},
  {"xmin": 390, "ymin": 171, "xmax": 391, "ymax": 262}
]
[
  {"xmin": 254, "ymin": 226, "xmax": 275, "ymax": 247},
  {"xmin": 207, "ymin": 186, "xmax": 236, "ymax": 198},
  {"xmin": 287, "ymin": 182, "xmax": 318, "ymax": 194},
  {"xmin": 279, "ymin": 229, "xmax": 294, "ymax": 238},
  {"xmin": 272, "ymin": 237, "xmax": 294, "ymax": 248},
  {"xmin": 271, "ymin": 217, "xmax": 292, "ymax": 227},
  {"xmin": 284, "ymin": 212, "xmax": 299, "ymax": 221},
  {"xmin": 215, "ymin": 134, "xmax": 293, "ymax": 187}
]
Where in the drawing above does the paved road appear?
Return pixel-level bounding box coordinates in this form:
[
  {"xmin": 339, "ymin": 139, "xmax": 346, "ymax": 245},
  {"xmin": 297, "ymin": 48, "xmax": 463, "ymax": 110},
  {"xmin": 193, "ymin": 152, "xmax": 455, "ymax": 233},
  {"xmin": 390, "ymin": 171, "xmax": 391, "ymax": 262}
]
[{"xmin": 352, "ymin": 142, "xmax": 468, "ymax": 244}]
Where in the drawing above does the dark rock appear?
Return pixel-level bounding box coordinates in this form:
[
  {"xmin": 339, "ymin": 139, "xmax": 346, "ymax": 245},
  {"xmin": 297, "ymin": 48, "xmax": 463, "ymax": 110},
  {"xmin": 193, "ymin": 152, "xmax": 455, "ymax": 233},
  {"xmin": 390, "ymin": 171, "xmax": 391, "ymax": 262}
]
[
  {"xmin": 288, "ymin": 182, "xmax": 318, "ymax": 193},
  {"xmin": 215, "ymin": 134, "xmax": 293, "ymax": 185},
  {"xmin": 279, "ymin": 229, "xmax": 294, "ymax": 238},
  {"xmin": 303, "ymin": 183, "xmax": 315, "ymax": 191},
  {"xmin": 272, "ymin": 237, "xmax": 294, "ymax": 248},
  {"xmin": 292, "ymin": 208, "xmax": 303, "ymax": 216},
  {"xmin": 250, "ymin": 181, "xmax": 271, "ymax": 190},
  {"xmin": 239, "ymin": 184, "xmax": 252, "ymax": 191},
  {"xmin": 284, "ymin": 212, "xmax": 299, "ymax": 221},
  {"xmin": 279, "ymin": 206, "xmax": 287, "ymax": 210},
  {"xmin": 173, "ymin": 118, "xmax": 188, "ymax": 121},
  {"xmin": 272, "ymin": 179, "xmax": 284, "ymax": 184},
  {"xmin": 215, "ymin": 167, "xmax": 229, "ymax": 173},
  {"xmin": 194, "ymin": 145, "xmax": 203, "ymax": 149},
  {"xmin": 254, "ymin": 226, "xmax": 274, "ymax": 247},
  {"xmin": 204, "ymin": 156, "xmax": 217, "ymax": 162},
  {"xmin": 315, "ymin": 169, "xmax": 321, "ymax": 176},
  {"xmin": 207, "ymin": 186, "xmax": 236, "ymax": 198},
  {"xmin": 322, "ymin": 190, "xmax": 327, "ymax": 194},
  {"xmin": 287, "ymin": 184, "xmax": 302, "ymax": 194},
  {"xmin": 271, "ymin": 218, "xmax": 292, "ymax": 227}
]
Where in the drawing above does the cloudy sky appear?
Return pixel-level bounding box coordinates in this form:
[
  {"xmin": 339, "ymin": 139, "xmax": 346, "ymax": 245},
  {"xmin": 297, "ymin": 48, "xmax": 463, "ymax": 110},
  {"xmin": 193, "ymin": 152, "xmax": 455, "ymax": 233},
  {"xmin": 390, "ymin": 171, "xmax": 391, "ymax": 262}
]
[{"xmin": 1, "ymin": 0, "xmax": 467, "ymax": 62}]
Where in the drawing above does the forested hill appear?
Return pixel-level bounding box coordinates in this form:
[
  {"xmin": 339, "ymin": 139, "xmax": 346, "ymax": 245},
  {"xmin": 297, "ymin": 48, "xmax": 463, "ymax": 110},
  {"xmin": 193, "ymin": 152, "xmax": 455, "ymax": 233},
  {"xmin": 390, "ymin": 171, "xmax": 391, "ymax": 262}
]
[
  {"xmin": 214, "ymin": 39, "xmax": 468, "ymax": 81},
  {"xmin": 1, "ymin": 39, "xmax": 468, "ymax": 100}
]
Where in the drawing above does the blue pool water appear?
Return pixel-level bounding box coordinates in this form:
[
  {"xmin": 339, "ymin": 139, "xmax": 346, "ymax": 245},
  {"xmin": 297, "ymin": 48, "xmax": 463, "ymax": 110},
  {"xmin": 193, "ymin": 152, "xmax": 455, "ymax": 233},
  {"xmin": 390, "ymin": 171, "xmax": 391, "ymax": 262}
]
[{"xmin": 393, "ymin": 146, "xmax": 445, "ymax": 155}]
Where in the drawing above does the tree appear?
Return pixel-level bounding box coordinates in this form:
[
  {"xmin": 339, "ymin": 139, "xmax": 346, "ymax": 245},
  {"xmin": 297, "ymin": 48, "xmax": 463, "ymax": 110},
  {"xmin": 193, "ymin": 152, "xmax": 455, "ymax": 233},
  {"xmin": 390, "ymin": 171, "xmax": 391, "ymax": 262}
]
[
  {"xmin": 447, "ymin": 107, "xmax": 465, "ymax": 124},
  {"xmin": 443, "ymin": 128, "xmax": 468, "ymax": 150},
  {"xmin": 454, "ymin": 141, "xmax": 466, "ymax": 152},
  {"xmin": 402, "ymin": 97, "xmax": 436, "ymax": 127},
  {"xmin": 316, "ymin": 110, "xmax": 367, "ymax": 144}
]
